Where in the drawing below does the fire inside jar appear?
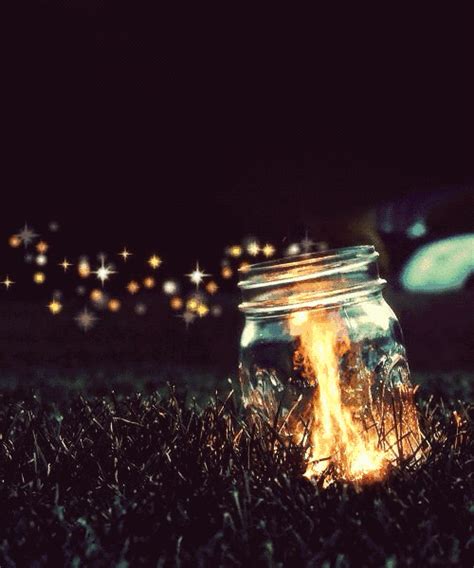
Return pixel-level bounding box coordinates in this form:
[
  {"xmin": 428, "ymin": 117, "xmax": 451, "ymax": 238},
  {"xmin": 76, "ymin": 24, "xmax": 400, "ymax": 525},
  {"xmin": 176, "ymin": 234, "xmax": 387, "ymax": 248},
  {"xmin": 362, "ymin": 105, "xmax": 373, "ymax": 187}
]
[{"xmin": 238, "ymin": 246, "xmax": 424, "ymax": 485}]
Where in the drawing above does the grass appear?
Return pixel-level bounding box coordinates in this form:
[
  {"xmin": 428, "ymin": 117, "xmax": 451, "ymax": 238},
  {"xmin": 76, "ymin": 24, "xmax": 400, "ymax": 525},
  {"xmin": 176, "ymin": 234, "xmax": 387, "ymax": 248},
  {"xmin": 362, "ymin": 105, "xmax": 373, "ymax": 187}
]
[{"xmin": 0, "ymin": 380, "xmax": 472, "ymax": 567}]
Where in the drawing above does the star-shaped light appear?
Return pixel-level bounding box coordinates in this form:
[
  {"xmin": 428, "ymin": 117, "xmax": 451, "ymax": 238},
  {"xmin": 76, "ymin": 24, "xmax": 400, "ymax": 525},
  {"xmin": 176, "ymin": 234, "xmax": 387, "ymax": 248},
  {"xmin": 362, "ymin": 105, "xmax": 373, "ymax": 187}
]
[
  {"xmin": 74, "ymin": 308, "xmax": 98, "ymax": 332},
  {"xmin": 262, "ymin": 243, "xmax": 276, "ymax": 258},
  {"xmin": 93, "ymin": 257, "xmax": 117, "ymax": 287},
  {"xmin": 148, "ymin": 255, "xmax": 162, "ymax": 269},
  {"xmin": 196, "ymin": 303, "xmax": 209, "ymax": 318},
  {"xmin": 247, "ymin": 241, "xmax": 260, "ymax": 256},
  {"xmin": 36, "ymin": 241, "xmax": 49, "ymax": 254},
  {"xmin": 178, "ymin": 311, "xmax": 196, "ymax": 329},
  {"xmin": 17, "ymin": 223, "xmax": 39, "ymax": 248},
  {"xmin": 187, "ymin": 262, "xmax": 210, "ymax": 288},
  {"xmin": 59, "ymin": 258, "xmax": 73, "ymax": 272},
  {"xmin": 48, "ymin": 299, "xmax": 63, "ymax": 315},
  {"xmin": 1, "ymin": 276, "xmax": 14, "ymax": 290},
  {"xmin": 127, "ymin": 280, "xmax": 140, "ymax": 295},
  {"xmin": 119, "ymin": 247, "xmax": 132, "ymax": 262}
]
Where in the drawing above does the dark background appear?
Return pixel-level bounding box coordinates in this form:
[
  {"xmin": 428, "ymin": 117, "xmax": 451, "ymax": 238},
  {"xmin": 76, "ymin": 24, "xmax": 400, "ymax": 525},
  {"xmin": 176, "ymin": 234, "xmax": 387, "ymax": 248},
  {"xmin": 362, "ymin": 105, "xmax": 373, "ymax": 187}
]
[{"xmin": 1, "ymin": 4, "xmax": 473, "ymax": 387}]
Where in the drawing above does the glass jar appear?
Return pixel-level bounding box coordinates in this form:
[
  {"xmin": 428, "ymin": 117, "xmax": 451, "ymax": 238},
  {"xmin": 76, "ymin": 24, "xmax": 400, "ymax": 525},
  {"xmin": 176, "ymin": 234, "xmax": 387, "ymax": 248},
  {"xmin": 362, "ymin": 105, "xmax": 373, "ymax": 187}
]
[{"xmin": 238, "ymin": 246, "xmax": 423, "ymax": 483}]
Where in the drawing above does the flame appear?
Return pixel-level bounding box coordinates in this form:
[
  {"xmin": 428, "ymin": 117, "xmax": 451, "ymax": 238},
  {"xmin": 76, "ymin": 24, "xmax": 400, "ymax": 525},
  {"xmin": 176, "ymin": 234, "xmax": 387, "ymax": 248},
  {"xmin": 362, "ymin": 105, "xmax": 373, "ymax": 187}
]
[{"xmin": 289, "ymin": 310, "xmax": 422, "ymax": 485}]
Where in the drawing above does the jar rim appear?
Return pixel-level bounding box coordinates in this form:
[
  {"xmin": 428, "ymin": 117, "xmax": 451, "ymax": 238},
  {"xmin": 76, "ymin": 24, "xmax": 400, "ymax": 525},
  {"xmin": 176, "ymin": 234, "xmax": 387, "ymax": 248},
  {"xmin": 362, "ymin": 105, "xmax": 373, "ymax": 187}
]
[
  {"xmin": 238, "ymin": 244, "xmax": 385, "ymax": 315},
  {"xmin": 239, "ymin": 245, "xmax": 377, "ymax": 288}
]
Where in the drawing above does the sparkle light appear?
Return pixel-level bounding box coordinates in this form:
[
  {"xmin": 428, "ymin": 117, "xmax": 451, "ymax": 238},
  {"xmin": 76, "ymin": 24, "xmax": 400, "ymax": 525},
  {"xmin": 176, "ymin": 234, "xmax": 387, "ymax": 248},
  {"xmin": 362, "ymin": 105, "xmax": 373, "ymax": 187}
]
[
  {"xmin": 262, "ymin": 243, "xmax": 276, "ymax": 258},
  {"xmin": 247, "ymin": 241, "xmax": 260, "ymax": 256},
  {"xmin": 127, "ymin": 280, "xmax": 140, "ymax": 295},
  {"xmin": 59, "ymin": 258, "xmax": 72, "ymax": 272},
  {"xmin": 119, "ymin": 247, "xmax": 132, "ymax": 262},
  {"xmin": 9, "ymin": 235, "xmax": 21, "ymax": 248},
  {"xmin": 78, "ymin": 258, "xmax": 91, "ymax": 279},
  {"xmin": 135, "ymin": 302, "xmax": 147, "ymax": 315},
  {"xmin": 186, "ymin": 297, "xmax": 199, "ymax": 312},
  {"xmin": 36, "ymin": 254, "xmax": 48, "ymax": 266},
  {"xmin": 163, "ymin": 280, "xmax": 179, "ymax": 295},
  {"xmin": 33, "ymin": 272, "xmax": 46, "ymax": 284},
  {"xmin": 17, "ymin": 223, "xmax": 39, "ymax": 248},
  {"xmin": 178, "ymin": 311, "xmax": 196, "ymax": 329},
  {"xmin": 74, "ymin": 308, "xmax": 98, "ymax": 332},
  {"xmin": 93, "ymin": 257, "xmax": 117, "ymax": 286},
  {"xmin": 186, "ymin": 262, "xmax": 210, "ymax": 288},
  {"xmin": 36, "ymin": 241, "xmax": 49, "ymax": 254},
  {"xmin": 170, "ymin": 296, "xmax": 183, "ymax": 310},
  {"xmin": 221, "ymin": 266, "xmax": 233, "ymax": 279},
  {"xmin": 108, "ymin": 298, "xmax": 121, "ymax": 312},
  {"xmin": 196, "ymin": 303, "xmax": 209, "ymax": 317},
  {"xmin": 48, "ymin": 299, "xmax": 63, "ymax": 315},
  {"xmin": 285, "ymin": 243, "xmax": 301, "ymax": 256},
  {"xmin": 227, "ymin": 245, "xmax": 242, "ymax": 258},
  {"xmin": 143, "ymin": 276, "xmax": 156, "ymax": 289},
  {"xmin": 1, "ymin": 276, "xmax": 14, "ymax": 290},
  {"xmin": 211, "ymin": 305, "xmax": 223, "ymax": 317},
  {"xmin": 205, "ymin": 280, "xmax": 219, "ymax": 295},
  {"xmin": 90, "ymin": 289, "xmax": 104, "ymax": 303},
  {"xmin": 148, "ymin": 255, "xmax": 163, "ymax": 269},
  {"xmin": 239, "ymin": 261, "xmax": 251, "ymax": 273}
]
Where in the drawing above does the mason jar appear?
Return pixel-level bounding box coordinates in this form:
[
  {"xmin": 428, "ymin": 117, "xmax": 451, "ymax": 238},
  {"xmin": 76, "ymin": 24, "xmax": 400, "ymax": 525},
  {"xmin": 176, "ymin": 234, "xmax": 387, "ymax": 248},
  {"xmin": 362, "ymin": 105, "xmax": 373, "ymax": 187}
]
[{"xmin": 238, "ymin": 246, "xmax": 423, "ymax": 483}]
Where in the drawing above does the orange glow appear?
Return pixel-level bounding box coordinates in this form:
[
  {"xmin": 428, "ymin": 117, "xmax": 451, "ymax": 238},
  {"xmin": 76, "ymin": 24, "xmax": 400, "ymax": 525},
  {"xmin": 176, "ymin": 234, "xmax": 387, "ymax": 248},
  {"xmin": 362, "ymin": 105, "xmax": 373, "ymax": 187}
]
[
  {"xmin": 9, "ymin": 235, "xmax": 21, "ymax": 248},
  {"xmin": 289, "ymin": 310, "xmax": 422, "ymax": 485},
  {"xmin": 221, "ymin": 266, "xmax": 233, "ymax": 279},
  {"xmin": 143, "ymin": 276, "xmax": 156, "ymax": 289},
  {"xmin": 78, "ymin": 259, "xmax": 91, "ymax": 279},
  {"xmin": 170, "ymin": 296, "xmax": 183, "ymax": 310},
  {"xmin": 108, "ymin": 298, "xmax": 121, "ymax": 312},
  {"xmin": 127, "ymin": 280, "xmax": 140, "ymax": 295},
  {"xmin": 36, "ymin": 241, "xmax": 49, "ymax": 254},
  {"xmin": 239, "ymin": 261, "xmax": 251, "ymax": 273},
  {"xmin": 205, "ymin": 280, "xmax": 219, "ymax": 295},
  {"xmin": 90, "ymin": 289, "xmax": 104, "ymax": 302}
]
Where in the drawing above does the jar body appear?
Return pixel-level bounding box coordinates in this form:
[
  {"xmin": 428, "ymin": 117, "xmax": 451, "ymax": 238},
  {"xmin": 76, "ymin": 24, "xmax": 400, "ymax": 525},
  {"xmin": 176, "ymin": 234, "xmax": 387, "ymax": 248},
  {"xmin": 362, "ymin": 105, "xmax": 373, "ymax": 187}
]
[{"xmin": 238, "ymin": 248, "xmax": 422, "ymax": 482}]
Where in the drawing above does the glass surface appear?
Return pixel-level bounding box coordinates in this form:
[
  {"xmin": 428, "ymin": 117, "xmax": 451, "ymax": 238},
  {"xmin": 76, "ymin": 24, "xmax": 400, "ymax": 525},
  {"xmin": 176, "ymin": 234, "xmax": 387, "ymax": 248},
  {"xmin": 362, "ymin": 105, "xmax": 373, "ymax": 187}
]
[{"xmin": 239, "ymin": 247, "xmax": 423, "ymax": 483}]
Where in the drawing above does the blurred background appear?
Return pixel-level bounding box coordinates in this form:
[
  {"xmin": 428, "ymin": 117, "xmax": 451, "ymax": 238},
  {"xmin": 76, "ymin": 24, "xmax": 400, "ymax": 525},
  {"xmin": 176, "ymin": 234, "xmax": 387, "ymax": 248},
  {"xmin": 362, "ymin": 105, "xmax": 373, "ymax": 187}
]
[{"xmin": 1, "ymin": 4, "xmax": 473, "ymax": 396}]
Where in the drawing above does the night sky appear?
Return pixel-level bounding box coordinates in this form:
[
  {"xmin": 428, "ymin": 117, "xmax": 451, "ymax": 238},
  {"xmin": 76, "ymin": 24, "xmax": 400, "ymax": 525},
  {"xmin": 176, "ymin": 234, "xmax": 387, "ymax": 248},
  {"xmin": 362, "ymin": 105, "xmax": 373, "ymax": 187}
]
[{"xmin": 3, "ymin": 5, "xmax": 472, "ymax": 271}]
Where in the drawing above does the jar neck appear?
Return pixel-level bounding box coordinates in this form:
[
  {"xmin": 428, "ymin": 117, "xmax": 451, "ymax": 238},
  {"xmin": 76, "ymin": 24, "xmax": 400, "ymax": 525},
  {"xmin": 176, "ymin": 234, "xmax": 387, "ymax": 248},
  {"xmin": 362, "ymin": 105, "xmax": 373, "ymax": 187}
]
[{"xmin": 238, "ymin": 245, "xmax": 386, "ymax": 317}]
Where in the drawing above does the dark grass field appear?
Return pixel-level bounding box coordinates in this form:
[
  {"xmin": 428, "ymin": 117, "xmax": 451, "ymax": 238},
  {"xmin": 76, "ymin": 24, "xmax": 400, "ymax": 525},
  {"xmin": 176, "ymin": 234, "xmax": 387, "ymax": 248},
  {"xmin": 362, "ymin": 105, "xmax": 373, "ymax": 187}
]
[
  {"xmin": 0, "ymin": 376, "xmax": 472, "ymax": 567},
  {"xmin": 0, "ymin": 291, "xmax": 473, "ymax": 566}
]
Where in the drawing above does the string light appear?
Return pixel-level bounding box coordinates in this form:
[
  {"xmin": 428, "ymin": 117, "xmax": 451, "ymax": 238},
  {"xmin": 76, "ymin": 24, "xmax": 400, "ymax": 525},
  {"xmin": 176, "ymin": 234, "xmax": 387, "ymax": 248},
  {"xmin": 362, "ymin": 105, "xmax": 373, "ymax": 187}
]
[
  {"xmin": 74, "ymin": 308, "xmax": 98, "ymax": 332},
  {"xmin": 206, "ymin": 281, "xmax": 219, "ymax": 295},
  {"xmin": 262, "ymin": 243, "xmax": 276, "ymax": 258},
  {"xmin": 170, "ymin": 296, "xmax": 183, "ymax": 310},
  {"xmin": 93, "ymin": 257, "xmax": 117, "ymax": 286}
]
